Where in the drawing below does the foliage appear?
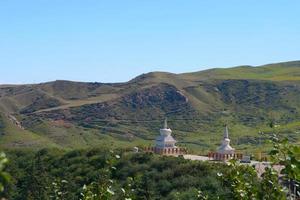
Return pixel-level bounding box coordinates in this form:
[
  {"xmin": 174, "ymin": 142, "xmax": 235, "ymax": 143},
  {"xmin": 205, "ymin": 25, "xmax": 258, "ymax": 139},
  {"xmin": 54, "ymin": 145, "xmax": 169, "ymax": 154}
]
[
  {"xmin": 2, "ymin": 133, "xmax": 299, "ymax": 199},
  {"xmin": 218, "ymin": 160, "xmax": 259, "ymax": 199},
  {"xmin": 0, "ymin": 152, "xmax": 10, "ymax": 195},
  {"xmin": 269, "ymin": 136, "xmax": 300, "ymax": 181},
  {"xmin": 4, "ymin": 149, "xmax": 231, "ymax": 199},
  {"xmin": 80, "ymin": 180, "xmax": 114, "ymax": 200},
  {"xmin": 269, "ymin": 135, "xmax": 300, "ymax": 199},
  {"xmin": 218, "ymin": 134, "xmax": 300, "ymax": 200},
  {"xmin": 259, "ymin": 167, "xmax": 286, "ymax": 200},
  {"xmin": 49, "ymin": 179, "xmax": 69, "ymax": 200}
]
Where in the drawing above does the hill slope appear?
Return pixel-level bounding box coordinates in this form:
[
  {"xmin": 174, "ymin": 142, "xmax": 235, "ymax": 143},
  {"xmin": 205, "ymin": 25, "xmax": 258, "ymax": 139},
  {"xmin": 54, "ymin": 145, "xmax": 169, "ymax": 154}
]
[{"xmin": 1, "ymin": 61, "xmax": 300, "ymax": 152}]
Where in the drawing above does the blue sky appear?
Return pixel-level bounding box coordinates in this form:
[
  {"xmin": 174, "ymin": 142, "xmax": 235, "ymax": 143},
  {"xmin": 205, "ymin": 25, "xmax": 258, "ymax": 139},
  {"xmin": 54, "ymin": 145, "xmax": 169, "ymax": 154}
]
[{"xmin": 0, "ymin": 0, "xmax": 300, "ymax": 84}]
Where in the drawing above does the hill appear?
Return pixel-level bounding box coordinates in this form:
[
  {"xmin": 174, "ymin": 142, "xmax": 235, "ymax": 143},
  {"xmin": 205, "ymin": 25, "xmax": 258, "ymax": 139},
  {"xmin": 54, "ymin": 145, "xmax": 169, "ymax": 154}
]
[{"xmin": 1, "ymin": 61, "xmax": 300, "ymax": 152}]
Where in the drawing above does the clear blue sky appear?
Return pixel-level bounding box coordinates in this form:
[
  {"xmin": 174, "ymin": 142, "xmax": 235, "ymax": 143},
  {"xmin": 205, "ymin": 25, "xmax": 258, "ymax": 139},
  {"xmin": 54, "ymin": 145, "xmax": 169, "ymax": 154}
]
[{"xmin": 0, "ymin": 0, "xmax": 299, "ymax": 84}]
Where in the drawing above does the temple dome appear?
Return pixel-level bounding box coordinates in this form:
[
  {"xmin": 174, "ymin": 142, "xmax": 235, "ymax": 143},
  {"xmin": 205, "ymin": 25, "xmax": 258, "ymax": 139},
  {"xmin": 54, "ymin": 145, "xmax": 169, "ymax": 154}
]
[{"xmin": 160, "ymin": 128, "xmax": 172, "ymax": 136}]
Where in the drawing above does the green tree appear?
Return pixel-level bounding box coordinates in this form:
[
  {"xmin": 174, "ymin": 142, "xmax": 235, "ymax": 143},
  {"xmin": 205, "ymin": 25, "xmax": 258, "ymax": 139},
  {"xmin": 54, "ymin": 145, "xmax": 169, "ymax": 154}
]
[
  {"xmin": 269, "ymin": 135, "xmax": 300, "ymax": 199},
  {"xmin": 219, "ymin": 135, "xmax": 299, "ymax": 200},
  {"xmin": 133, "ymin": 172, "xmax": 156, "ymax": 200},
  {"xmin": 259, "ymin": 167, "xmax": 286, "ymax": 200},
  {"xmin": 0, "ymin": 152, "xmax": 10, "ymax": 198},
  {"xmin": 218, "ymin": 160, "xmax": 259, "ymax": 200},
  {"xmin": 19, "ymin": 150, "xmax": 51, "ymax": 200},
  {"xmin": 79, "ymin": 152, "xmax": 125, "ymax": 200},
  {"xmin": 48, "ymin": 179, "xmax": 70, "ymax": 200}
]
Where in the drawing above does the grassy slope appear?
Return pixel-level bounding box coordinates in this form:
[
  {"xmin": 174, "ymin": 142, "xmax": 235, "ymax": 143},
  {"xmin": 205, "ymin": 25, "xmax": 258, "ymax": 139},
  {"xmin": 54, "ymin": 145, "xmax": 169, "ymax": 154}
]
[
  {"xmin": 0, "ymin": 61, "xmax": 300, "ymax": 153},
  {"xmin": 0, "ymin": 113, "xmax": 59, "ymax": 149},
  {"xmin": 181, "ymin": 61, "xmax": 300, "ymax": 81}
]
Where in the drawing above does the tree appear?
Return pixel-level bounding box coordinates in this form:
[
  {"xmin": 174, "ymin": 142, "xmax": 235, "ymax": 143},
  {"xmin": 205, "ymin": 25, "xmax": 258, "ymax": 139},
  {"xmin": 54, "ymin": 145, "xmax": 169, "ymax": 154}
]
[
  {"xmin": 18, "ymin": 150, "xmax": 51, "ymax": 200},
  {"xmin": 218, "ymin": 160, "xmax": 259, "ymax": 200},
  {"xmin": 218, "ymin": 135, "xmax": 300, "ymax": 200},
  {"xmin": 0, "ymin": 152, "xmax": 10, "ymax": 198},
  {"xmin": 269, "ymin": 135, "xmax": 300, "ymax": 199}
]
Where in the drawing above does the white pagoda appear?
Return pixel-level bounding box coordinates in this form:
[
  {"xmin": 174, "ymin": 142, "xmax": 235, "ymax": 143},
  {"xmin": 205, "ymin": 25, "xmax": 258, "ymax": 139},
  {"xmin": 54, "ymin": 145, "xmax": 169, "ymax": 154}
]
[
  {"xmin": 144, "ymin": 118, "xmax": 186, "ymax": 155},
  {"xmin": 208, "ymin": 125, "xmax": 242, "ymax": 160},
  {"xmin": 155, "ymin": 118, "xmax": 177, "ymax": 149},
  {"xmin": 217, "ymin": 125, "xmax": 235, "ymax": 154}
]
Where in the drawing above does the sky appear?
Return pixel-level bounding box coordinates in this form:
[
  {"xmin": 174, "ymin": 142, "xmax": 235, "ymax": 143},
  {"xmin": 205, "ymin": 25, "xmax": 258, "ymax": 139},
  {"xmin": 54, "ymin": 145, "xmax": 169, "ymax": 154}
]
[{"xmin": 0, "ymin": 0, "xmax": 300, "ymax": 84}]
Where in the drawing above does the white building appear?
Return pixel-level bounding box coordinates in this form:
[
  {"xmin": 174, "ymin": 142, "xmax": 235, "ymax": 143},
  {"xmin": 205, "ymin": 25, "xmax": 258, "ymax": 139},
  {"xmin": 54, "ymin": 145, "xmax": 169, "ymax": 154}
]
[
  {"xmin": 217, "ymin": 125, "xmax": 235, "ymax": 154},
  {"xmin": 208, "ymin": 125, "xmax": 240, "ymax": 160},
  {"xmin": 155, "ymin": 118, "xmax": 177, "ymax": 148},
  {"xmin": 143, "ymin": 118, "xmax": 186, "ymax": 155}
]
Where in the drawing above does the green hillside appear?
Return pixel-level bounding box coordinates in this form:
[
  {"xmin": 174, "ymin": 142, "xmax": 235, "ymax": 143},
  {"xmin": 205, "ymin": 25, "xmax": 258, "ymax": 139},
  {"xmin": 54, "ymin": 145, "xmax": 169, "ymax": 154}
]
[
  {"xmin": 1, "ymin": 61, "xmax": 300, "ymax": 153},
  {"xmin": 182, "ymin": 60, "xmax": 300, "ymax": 81}
]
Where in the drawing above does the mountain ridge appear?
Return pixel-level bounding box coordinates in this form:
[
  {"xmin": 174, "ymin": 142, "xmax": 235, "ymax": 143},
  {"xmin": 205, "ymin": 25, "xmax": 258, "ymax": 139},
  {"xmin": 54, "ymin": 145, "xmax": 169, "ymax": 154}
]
[
  {"xmin": 1, "ymin": 60, "xmax": 300, "ymax": 152},
  {"xmin": 2, "ymin": 60, "xmax": 300, "ymax": 87}
]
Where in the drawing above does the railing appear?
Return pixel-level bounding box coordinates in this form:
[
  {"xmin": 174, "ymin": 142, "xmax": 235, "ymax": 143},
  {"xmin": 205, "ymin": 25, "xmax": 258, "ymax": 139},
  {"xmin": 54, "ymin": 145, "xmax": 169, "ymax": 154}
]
[
  {"xmin": 207, "ymin": 152, "xmax": 243, "ymax": 160},
  {"xmin": 143, "ymin": 146, "xmax": 187, "ymax": 155}
]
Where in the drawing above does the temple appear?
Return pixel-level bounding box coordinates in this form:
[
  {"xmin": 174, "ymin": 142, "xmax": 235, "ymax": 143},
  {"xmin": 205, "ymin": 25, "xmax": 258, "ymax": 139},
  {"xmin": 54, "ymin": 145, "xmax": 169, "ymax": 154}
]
[
  {"xmin": 217, "ymin": 125, "xmax": 235, "ymax": 154},
  {"xmin": 155, "ymin": 118, "xmax": 177, "ymax": 149},
  {"xmin": 144, "ymin": 118, "xmax": 186, "ymax": 155},
  {"xmin": 208, "ymin": 125, "xmax": 242, "ymax": 161}
]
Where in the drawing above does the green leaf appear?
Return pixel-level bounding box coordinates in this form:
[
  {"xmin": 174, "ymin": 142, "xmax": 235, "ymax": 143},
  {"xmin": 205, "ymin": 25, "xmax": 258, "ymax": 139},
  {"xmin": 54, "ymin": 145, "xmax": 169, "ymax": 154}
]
[{"xmin": 269, "ymin": 150, "xmax": 279, "ymax": 155}]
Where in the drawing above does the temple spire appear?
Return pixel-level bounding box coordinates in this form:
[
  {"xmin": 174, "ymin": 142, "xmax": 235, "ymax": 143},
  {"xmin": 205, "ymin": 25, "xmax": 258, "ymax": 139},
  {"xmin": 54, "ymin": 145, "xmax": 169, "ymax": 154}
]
[
  {"xmin": 224, "ymin": 125, "xmax": 229, "ymax": 139},
  {"xmin": 164, "ymin": 118, "xmax": 168, "ymax": 129},
  {"xmin": 217, "ymin": 124, "xmax": 235, "ymax": 154},
  {"xmin": 156, "ymin": 117, "xmax": 177, "ymax": 149}
]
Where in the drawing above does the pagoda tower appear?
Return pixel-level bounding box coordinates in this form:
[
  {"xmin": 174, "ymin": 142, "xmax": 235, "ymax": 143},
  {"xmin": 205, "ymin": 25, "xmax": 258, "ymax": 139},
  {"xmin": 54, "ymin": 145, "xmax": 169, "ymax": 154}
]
[
  {"xmin": 208, "ymin": 125, "xmax": 240, "ymax": 160},
  {"xmin": 147, "ymin": 118, "xmax": 186, "ymax": 155},
  {"xmin": 217, "ymin": 125, "xmax": 235, "ymax": 154},
  {"xmin": 155, "ymin": 118, "xmax": 177, "ymax": 149}
]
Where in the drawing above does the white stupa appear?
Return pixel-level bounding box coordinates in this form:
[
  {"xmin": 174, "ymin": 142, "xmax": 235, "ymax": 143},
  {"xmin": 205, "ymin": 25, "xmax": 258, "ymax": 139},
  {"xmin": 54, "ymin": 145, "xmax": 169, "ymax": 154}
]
[
  {"xmin": 155, "ymin": 118, "xmax": 177, "ymax": 148},
  {"xmin": 217, "ymin": 125, "xmax": 235, "ymax": 154}
]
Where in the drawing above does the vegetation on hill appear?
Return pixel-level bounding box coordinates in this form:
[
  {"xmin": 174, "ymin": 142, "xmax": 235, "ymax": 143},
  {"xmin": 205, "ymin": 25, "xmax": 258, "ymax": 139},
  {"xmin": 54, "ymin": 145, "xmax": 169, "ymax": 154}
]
[
  {"xmin": 0, "ymin": 134, "xmax": 298, "ymax": 199},
  {"xmin": 3, "ymin": 149, "xmax": 232, "ymax": 199},
  {"xmin": 0, "ymin": 61, "xmax": 300, "ymax": 152}
]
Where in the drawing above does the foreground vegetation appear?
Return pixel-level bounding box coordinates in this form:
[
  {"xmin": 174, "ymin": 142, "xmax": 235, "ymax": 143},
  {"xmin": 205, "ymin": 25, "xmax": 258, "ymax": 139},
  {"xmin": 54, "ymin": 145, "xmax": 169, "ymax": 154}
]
[
  {"xmin": 2, "ymin": 149, "xmax": 231, "ymax": 199},
  {"xmin": 0, "ymin": 134, "xmax": 298, "ymax": 200}
]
